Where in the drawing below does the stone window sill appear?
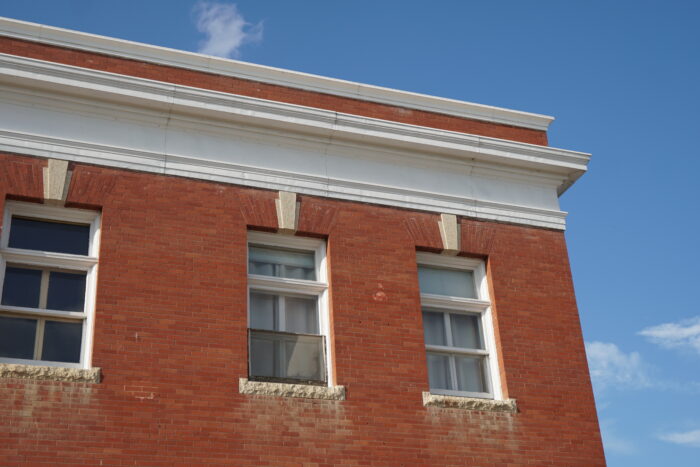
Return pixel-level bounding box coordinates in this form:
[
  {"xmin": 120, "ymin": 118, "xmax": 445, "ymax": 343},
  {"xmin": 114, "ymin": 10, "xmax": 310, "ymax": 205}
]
[
  {"xmin": 0, "ymin": 363, "xmax": 101, "ymax": 383},
  {"xmin": 422, "ymin": 392, "xmax": 517, "ymax": 413},
  {"xmin": 239, "ymin": 378, "xmax": 345, "ymax": 400}
]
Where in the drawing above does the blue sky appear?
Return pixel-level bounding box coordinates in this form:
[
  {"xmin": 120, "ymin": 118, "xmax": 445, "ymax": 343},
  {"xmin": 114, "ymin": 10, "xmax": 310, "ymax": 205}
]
[{"xmin": 1, "ymin": 1, "xmax": 699, "ymax": 465}]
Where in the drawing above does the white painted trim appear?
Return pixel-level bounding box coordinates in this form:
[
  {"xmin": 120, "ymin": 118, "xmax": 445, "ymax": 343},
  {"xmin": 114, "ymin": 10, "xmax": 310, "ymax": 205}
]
[
  {"xmin": 0, "ymin": 54, "xmax": 588, "ymax": 229},
  {"xmin": 0, "ymin": 201, "xmax": 100, "ymax": 370},
  {"xmin": 0, "ymin": 54, "xmax": 587, "ymax": 174},
  {"xmin": 246, "ymin": 232, "xmax": 333, "ymax": 386},
  {"xmin": 417, "ymin": 253, "xmax": 503, "ymax": 400},
  {"xmin": 0, "ymin": 16, "xmax": 553, "ymax": 131},
  {"xmin": 0, "ymin": 129, "xmax": 570, "ymax": 229}
]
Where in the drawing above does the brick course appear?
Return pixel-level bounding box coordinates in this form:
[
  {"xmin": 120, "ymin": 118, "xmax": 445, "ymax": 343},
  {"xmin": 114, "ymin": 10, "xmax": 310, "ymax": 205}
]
[{"xmin": 0, "ymin": 153, "xmax": 604, "ymax": 466}]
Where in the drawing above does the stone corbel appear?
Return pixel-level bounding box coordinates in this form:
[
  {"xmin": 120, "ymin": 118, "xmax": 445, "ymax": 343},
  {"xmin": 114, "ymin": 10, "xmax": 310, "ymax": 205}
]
[
  {"xmin": 438, "ymin": 213, "xmax": 460, "ymax": 255},
  {"xmin": 276, "ymin": 191, "xmax": 299, "ymax": 234},
  {"xmin": 42, "ymin": 158, "xmax": 72, "ymax": 205}
]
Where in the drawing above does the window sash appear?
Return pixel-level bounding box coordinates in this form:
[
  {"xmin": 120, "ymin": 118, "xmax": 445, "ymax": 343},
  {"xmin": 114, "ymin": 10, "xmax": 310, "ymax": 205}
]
[
  {"xmin": 0, "ymin": 201, "xmax": 99, "ymax": 369},
  {"xmin": 246, "ymin": 232, "xmax": 330, "ymax": 386},
  {"xmin": 248, "ymin": 329, "xmax": 327, "ymax": 384},
  {"xmin": 0, "ymin": 312, "xmax": 84, "ymax": 363},
  {"xmin": 418, "ymin": 254, "xmax": 499, "ymax": 399}
]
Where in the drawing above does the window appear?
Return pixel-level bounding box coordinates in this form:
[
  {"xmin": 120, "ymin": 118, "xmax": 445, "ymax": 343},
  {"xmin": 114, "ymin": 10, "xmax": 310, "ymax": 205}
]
[
  {"xmin": 0, "ymin": 201, "xmax": 100, "ymax": 368},
  {"xmin": 417, "ymin": 252, "xmax": 501, "ymax": 399},
  {"xmin": 247, "ymin": 232, "xmax": 330, "ymax": 385}
]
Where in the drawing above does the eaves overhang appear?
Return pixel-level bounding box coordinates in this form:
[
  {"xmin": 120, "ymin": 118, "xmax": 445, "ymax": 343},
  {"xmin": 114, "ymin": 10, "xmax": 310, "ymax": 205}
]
[
  {"xmin": 0, "ymin": 16, "xmax": 554, "ymax": 132},
  {"xmin": 0, "ymin": 52, "xmax": 589, "ymax": 196}
]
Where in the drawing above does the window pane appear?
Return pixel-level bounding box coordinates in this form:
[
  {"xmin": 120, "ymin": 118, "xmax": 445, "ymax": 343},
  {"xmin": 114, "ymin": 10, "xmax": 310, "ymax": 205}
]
[
  {"xmin": 1, "ymin": 266, "xmax": 42, "ymax": 308},
  {"xmin": 249, "ymin": 246, "xmax": 315, "ymax": 280},
  {"xmin": 250, "ymin": 335, "xmax": 278, "ymax": 377},
  {"xmin": 450, "ymin": 314, "xmax": 483, "ymax": 349},
  {"xmin": 422, "ymin": 311, "xmax": 446, "ymax": 346},
  {"xmin": 46, "ymin": 271, "xmax": 86, "ymax": 311},
  {"xmin": 0, "ymin": 316, "xmax": 37, "ymax": 359},
  {"xmin": 284, "ymin": 296, "xmax": 318, "ymax": 334},
  {"xmin": 249, "ymin": 292, "xmax": 278, "ymax": 331},
  {"xmin": 9, "ymin": 217, "xmax": 90, "ymax": 255},
  {"xmin": 249, "ymin": 330, "xmax": 325, "ymax": 382},
  {"xmin": 284, "ymin": 337, "xmax": 324, "ymax": 381},
  {"xmin": 455, "ymin": 355, "xmax": 488, "ymax": 393},
  {"xmin": 426, "ymin": 352, "xmax": 451, "ymax": 390},
  {"xmin": 418, "ymin": 266, "xmax": 475, "ymax": 298},
  {"xmin": 41, "ymin": 320, "xmax": 82, "ymax": 363}
]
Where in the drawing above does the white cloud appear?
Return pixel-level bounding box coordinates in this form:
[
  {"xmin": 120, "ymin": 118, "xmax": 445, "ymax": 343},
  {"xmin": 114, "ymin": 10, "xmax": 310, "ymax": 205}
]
[
  {"xmin": 585, "ymin": 341, "xmax": 649, "ymax": 391},
  {"xmin": 658, "ymin": 429, "xmax": 700, "ymax": 447},
  {"xmin": 194, "ymin": 2, "xmax": 262, "ymax": 58},
  {"xmin": 639, "ymin": 316, "xmax": 700, "ymax": 355}
]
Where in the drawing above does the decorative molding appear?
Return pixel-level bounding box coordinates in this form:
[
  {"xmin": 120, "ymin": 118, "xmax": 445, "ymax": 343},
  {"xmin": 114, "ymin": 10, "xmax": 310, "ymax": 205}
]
[
  {"xmin": 0, "ymin": 17, "xmax": 554, "ymax": 131},
  {"xmin": 0, "ymin": 129, "xmax": 569, "ymax": 230},
  {"xmin": 239, "ymin": 378, "xmax": 345, "ymax": 401},
  {"xmin": 438, "ymin": 213, "xmax": 460, "ymax": 255},
  {"xmin": 422, "ymin": 392, "xmax": 517, "ymax": 413},
  {"xmin": 275, "ymin": 191, "xmax": 298, "ymax": 234},
  {"xmin": 0, "ymin": 363, "xmax": 101, "ymax": 383},
  {"xmin": 0, "ymin": 54, "xmax": 590, "ymax": 230},
  {"xmin": 0, "ymin": 54, "xmax": 588, "ymax": 176}
]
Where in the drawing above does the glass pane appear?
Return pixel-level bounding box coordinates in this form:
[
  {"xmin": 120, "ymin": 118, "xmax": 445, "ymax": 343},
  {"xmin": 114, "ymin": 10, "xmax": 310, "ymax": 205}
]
[
  {"xmin": 426, "ymin": 352, "xmax": 451, "ymax": 390},
  {"xmin": 9, "ymin": 217, "xmax": 90, "ymax": 255},
  {"xmin": 41, "ymin": 320, "xmax": 82, "ymax": 363},
  {"xmin": 422, "ymin": 311, "xmax": 446, "ymax": 346},
  {"xmin": 284, "ymin": 296, "xmax": 318, "ymax": 334},
  {"xmin": 249, "ymin": 330, "xmax": 325, "ymax": 382},
  {"xmin": 285, "ymin": 337, "xmax": 324, "ymax": 381},
  {"xmin": 1, "ymin": 266, "xmax": 42, "ymax": 308},
  {"xmin": 455, "ymin": 355, "xmax": 487, "ymax": 393},
  {"xmin": 0, "ymin": 316, "xmax": 37, "ymax": 359},
  {"xmin": 46, "ymin": 271, "xmax": 86, "ymax": 311},
  {"xmin": 249, "ymin": 292, "xmax": 278, "ymax": 331},
  {"xmin": 250, "ymin": 335, "xmax": 278, "ymax": 377},
  {"xmin": 450, "ymin": 314, "xmax": 483, "ymax": 349},
  {"xmin": 249, "ymin": 246, "xmax": 315, "ymax": 280},
  {"xmin": 418, "ymin": 266, "xmax": 475, "ymax": 298}
]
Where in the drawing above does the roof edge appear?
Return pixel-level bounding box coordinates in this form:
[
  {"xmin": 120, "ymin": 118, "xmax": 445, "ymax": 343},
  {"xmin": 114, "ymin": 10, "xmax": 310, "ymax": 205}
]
[{"xmin": 0, "ymin": 16, "xmax": 554, "ymax": 132}]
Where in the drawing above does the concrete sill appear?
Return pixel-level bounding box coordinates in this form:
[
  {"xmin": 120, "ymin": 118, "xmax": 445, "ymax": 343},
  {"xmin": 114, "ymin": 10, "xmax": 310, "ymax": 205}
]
[
  {"xmin": 239, "ymin": 378, "xmax": 345, "ymax": 401},
  {"xmin": 0, "ymin": 363, "xmax": 101, "ymax": 383},
  {"xmin": 422, "ymin": 392, "xmax": 517, "ymax": 413}
]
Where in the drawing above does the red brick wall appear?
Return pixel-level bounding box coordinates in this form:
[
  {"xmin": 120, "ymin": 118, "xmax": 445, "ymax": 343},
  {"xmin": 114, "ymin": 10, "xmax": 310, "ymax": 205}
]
[
  {"xmin": 0, "ymin": 37, "xmax": 548, "ymax": 147},
  {"xmin": 0, "ymin": 153, "xmax": 603, "ymax": 466}
]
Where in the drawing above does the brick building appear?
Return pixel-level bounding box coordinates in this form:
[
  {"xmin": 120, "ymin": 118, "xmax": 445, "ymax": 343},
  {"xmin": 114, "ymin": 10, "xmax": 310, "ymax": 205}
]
[{"xmin": 0, "ymin": 17, "xmax": 604, "ymax": 466}]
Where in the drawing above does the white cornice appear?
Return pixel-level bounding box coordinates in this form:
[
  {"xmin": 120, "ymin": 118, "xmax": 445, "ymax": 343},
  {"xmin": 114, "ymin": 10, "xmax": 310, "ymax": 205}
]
[
  {"xmin": 0, "ymin": 53, "xmax": 589, "ymax": 185},
  {"xmin": 0, "ymin": 16, "xmax": 554, "ymax": 131}
]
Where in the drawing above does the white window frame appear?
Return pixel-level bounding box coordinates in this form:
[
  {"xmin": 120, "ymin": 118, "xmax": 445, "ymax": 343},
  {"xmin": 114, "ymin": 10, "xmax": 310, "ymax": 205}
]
[
  {"xmin": 0, "ymin": 201, "xmax": 101, "ymax": 369},
  {"xmin": 246, "ymin": 231, "xmax": 332, "ymax": 386},
  {"xmin": 417, "ymin": 252, "xmax": 502, "ymax": 400}
]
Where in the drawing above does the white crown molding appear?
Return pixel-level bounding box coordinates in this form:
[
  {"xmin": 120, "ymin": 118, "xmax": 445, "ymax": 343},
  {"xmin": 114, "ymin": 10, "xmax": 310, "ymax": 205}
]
[
  {"xmin": 0, "ymin": 53, "xmax": 587, "ymax": 230},
  {"xmin": 0, "ymin": 128, "xmax": 569, "ymax": 230},
  {"xmin": 0, "ymin": 53, "xmax": 589, "ymax": 181},
  {"xmin": 0, "ymin": 16, "xmax": 554, "ymax": 131}
]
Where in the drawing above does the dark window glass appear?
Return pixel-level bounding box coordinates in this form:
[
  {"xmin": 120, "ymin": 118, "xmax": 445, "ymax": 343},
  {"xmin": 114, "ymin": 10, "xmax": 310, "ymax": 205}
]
[
  {"xmin": 41, "ymin": 321, "xmax": 82, "ymax": 363},
  {"xmin": 1, "ymin": 267, "xmax": 42, "ymax": 308},
  {"xmin": 0, "ymin": 316, "xmax": 36, "ymax": 359},
  {"xmin": 9, "ymin": 217, "xmax": 90, "ymax": 255},
  {"xmin": 47, "ymin": 271, "xmax": 86, "ymax": 311},
  {"xmin": 248, "ymin": 246, "xmax": 315, "ymax": 280},
  {"xmin": 249, "ymin": 330, "xmax": 325, "ymax": 383}
]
